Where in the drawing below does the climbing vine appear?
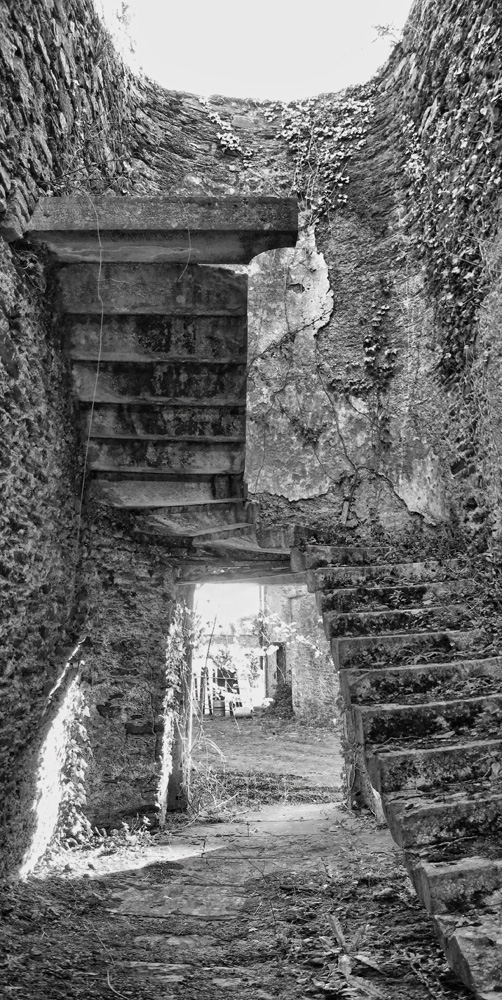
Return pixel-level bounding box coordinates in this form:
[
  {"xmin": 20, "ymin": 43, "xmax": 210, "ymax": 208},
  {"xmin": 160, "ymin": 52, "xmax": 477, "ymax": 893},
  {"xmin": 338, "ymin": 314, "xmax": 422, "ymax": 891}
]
[
  {"xmin": 265, "ymin": 84, "xmax": 376, "ymax": 221},
  {"xmin": 199, "ymin": 97, "xmax": 253, "ymax": 158}
]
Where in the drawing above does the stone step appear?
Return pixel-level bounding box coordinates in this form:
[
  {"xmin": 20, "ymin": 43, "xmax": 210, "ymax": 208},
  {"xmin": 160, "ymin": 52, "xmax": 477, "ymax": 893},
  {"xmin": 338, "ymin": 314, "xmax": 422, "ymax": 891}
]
[
  {"xmin": 87, "ymin": 438, "xmax": 244, "ymax": 475},
  {"xmin": 72, "ymin": 360, "xmax": 246, "ymax": 403},
  {"xmin": 57, "ymin": 263, "xmax": 248, "ymax": 315},
  {"xmin": 334, "ymin": 627, "xmax": 486, "ymax": 670},
  {"xmin": 179, "ymin": 561, "xmax": 296, "ymax": 584},
  {"xmin": 65, "ymin": 313, "xmax": 248, "ymax": 360},
  {"xmin": 317, "ymin": 579, "xmax": 476, "ymax": 614},
  {"xmin": 353, "ymin": 693, "xmax": 502, "ymax": 746},
  {"xmin": 368, "ymin": 737, "xmax": 502, "ymax": 794},
  {"xmin": 135, "ymin": 517, "xmax": 254, "ymax": 542},
  {"xmin": 193, "ymin": 537, "xmax": 290, "ymax": 561},
  {"xmin": 291, "ymin": 545, "xmax": 375, "ymax": 572},
  {"xmin": 28, "ymin": 195, "xmax": 298, "ymax": 264},
  {"xmin": 91, "ymin": 477, "xmax": 244, "ymax": 508},
  {"xmin": 383, "ymin": 787, "xmax": 502, "ymax": 850},
  {"xmin": 81, "ymin": 402, "xmax": 246, "ymax": 439},
  {"xmin": 324, "ymin": 603, "xmax": 475, "ymax": 640},
  {"xmin": 412, "ymin": 856, "xmax": 502, "ymax": 916},
  {"xmin": 433, "ymin": 912, "xmax": 502, "ymax": 1000},
  {"xmin": 307, "ymin": 559, "xmax": 468, "ymax": 592},
  {"xmin": 133, "ymin": 499, "xmax": 249, "ymax": 533},
  {"xmin": 342, "ymin": 656, "xmax": 502, "ymax": 706}
]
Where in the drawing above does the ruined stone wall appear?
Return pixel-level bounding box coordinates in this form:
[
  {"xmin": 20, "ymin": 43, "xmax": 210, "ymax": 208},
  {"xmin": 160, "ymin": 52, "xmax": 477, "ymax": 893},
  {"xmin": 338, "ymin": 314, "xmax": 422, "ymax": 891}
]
[
  {"xmin": 3, "ymin": 0, "xmax": 502, "ymax": 868},
  {"xmin": 383, "ymin": 0, "xmax": 502, "ymax": 551},
  {"xmin": 0, "ymin": 244, "xmax": 82, "ymax": 870},
  {"xmin": 78, "ymin": 508, "xmax": 179, "ymax": 827},
  {"xmin": 263, "ymin": 585, "xmax": 335, "ymax": 724}
]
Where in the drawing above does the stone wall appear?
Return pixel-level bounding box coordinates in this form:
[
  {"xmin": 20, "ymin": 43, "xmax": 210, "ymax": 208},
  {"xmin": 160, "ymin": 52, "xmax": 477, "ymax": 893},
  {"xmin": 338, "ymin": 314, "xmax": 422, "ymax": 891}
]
[
  {"xmin": 0, "ymin": 243, "xmax": 82, "ymax": 870},
  {"xmin": 78, "ymin": 507, "xmax": 179, "ymax": 827},
  {"xmin": 263, "ymin": 584, "xmax": 335, "ymax": 724}
]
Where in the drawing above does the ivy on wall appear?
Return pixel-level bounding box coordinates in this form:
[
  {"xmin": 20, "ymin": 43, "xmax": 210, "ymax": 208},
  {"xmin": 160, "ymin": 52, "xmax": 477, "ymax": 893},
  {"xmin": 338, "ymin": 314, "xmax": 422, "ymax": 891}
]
[
  {"xmin": 265, "ymin": 84, "xmax": 376, "ymax": 222},
  {"xmin": 399, "ymin": 13, "xmax": 502, "ymax": 382}
]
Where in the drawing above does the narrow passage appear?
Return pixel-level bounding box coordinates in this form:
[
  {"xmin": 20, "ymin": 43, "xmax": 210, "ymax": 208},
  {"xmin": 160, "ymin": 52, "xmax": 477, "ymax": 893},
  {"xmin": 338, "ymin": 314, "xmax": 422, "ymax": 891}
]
[{"xmin": 1, "ymin": 717, "xmax": 470, "ymax": 1000}]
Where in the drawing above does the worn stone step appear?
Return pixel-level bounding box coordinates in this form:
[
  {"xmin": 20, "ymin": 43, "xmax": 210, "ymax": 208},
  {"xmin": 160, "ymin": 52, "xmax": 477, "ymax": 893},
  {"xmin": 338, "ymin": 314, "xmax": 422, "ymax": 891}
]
[
  {"xmin": 368, "ymin": 737, "xmax": 502, "ymax": 794},
  {"xmin": 291, "ymin": 545, "xmax": 375, "ymax": 572},
  {"xmin": 334, "ymin": 628, "xmax": 486, "ymax": 670},
  {"xmin": 72, "ymin": 360, "xmax": 246, "ymax": 402},
  {"xmin": 81, "ymin": 402, "xmax": 246, "ymax": 439},
  {"xmin": 324, "ymin": 603, "xmax": 474, "ymax": 640},
  {"xmin": 65, "ymin": 313, "xmax": 248, "ymax": 360},
  {"xmin": 28, "ymin": 195, "xmax": 298, "ymax": 263},
  {"xmin": 136, "ymin": 517, "xmax": 254, "ymax": 542},
  {"xmin": 179, "ymin": 561, "xmax": 296, "ymax": 584},
  {"xmin": 87, "ymin": 438, "xmax": 244, "ymax": 474},
  {"xmin": 193, "ymin": 537, "xmax": 290, "ymax": 561},
  {"xmin": 342, "ymin": 656, "xmax": 502, "ymax": 706},
  {"xmin": 307, "ymin": 559, "xmax": 468, "ymax": 593},
  {"xmin": 317, "ymin": 579, "xmax": 476, "ymax": 614},
  {"xmin": 91, "ymin": 477, "xmax": 243, "ymax": 508},
  {"xmin": 384, "ymin": 787, "xmax": 502, "ymax": 850},
  {"xmin": 132, "ymin": 502, "xmax": 251, "ymax": 538},
  {"xmin": 412, "ymin": 856, "xmax": 502, "ymax": 916},
  {"xmin": 433, "ymin": 912, "xmax": 502, "ymax": 1000},
  {"xmin": 57, "ymin": 263, "xmax": 248, "ymax": 315},
  {"xmin": 353, "ymin": 693, "xmax": 502, "ymax": 746}
]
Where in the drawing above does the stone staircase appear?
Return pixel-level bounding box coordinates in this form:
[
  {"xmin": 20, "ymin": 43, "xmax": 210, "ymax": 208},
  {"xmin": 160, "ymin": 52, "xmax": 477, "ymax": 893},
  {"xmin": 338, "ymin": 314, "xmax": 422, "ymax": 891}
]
[
  {"xmin": 293, "ymin": 543, "xmax": 502, "ymax": 1000},
  {"xmin": 27, "ymin": 195, "xmax": 297, "ymax": 581}
]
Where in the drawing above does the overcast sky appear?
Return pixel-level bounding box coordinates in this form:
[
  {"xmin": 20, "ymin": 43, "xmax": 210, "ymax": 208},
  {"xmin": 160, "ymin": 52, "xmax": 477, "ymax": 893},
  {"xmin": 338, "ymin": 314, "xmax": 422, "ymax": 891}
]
[{"xmin": 99, "ymin": 0, "xmax": 414, "ymax": 100}]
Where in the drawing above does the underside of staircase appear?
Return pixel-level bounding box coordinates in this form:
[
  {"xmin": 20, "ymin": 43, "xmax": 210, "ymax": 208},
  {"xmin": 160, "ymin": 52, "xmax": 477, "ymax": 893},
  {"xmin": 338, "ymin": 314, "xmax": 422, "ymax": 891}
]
[
  {"xmin": 27, "ymin": 195, "xmax": 298, "ymax": 582},
  {"xmin": 294, "ymin": 543, "xmax": 502, "ymax": 999}
]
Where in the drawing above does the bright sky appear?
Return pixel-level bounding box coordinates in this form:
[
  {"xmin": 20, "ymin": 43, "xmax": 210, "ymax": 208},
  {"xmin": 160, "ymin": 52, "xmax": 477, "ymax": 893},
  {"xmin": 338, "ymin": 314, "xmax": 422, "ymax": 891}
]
[
  {"xmin": 194, "ymin": 582, "xmax": 260, "ymax": 631},
  {"xmin": 99, "ymin": 0, "xmax": 414, "ymax": 100}
]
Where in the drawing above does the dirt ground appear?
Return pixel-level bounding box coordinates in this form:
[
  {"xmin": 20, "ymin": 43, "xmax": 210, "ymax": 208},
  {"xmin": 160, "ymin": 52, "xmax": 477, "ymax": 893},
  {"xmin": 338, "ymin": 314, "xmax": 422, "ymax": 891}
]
[{"xmin": 0, "ymin": 716, "xmax": 472, "ymax": 1000}]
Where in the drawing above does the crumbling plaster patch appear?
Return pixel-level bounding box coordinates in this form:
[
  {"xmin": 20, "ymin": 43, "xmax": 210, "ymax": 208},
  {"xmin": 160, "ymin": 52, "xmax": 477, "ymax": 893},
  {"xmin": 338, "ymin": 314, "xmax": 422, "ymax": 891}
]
[{"xmin": 247, "ymin": 219, "xmax": 446, "ymax": 527}]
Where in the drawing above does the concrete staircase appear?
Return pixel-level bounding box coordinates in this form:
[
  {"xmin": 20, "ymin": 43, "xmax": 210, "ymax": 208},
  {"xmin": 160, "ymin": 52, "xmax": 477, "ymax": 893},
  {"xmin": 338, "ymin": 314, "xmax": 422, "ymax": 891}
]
[
  {"xmin": 27, "ymin": 195, "xmax": 297, "ymax": 581},
  {"xmin": 294, "ymin": 543, "xmax": 502, "ymax": 1000}
]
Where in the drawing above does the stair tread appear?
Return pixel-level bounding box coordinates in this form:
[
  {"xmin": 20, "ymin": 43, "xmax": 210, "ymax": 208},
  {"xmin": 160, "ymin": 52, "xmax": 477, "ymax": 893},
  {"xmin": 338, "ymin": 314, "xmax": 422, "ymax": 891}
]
[{"xmin": 88, "ymin": 433, "xmax": 246, "ymax": 442}]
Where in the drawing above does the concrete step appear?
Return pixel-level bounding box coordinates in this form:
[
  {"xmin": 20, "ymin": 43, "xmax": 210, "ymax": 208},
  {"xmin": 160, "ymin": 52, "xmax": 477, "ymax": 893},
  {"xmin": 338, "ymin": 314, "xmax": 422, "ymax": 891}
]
[
  {"xmin": 342, "ymin": 656, "xmax": 502, "ymax": 706},
  {"xmin": 323, "ymin": 603, "xmax": 475, "ymax": 639},
  {"xmin": 28, "ymin": 195, "xmax": 298, "ymax": 264},
  {"xmin": 368, "ymin": 737, "xmax": 502, "ymax": 794},
  {"xmin": 317, "ymin": 579, "xmax": 476, "ymax": 614},
  {"xmin": 65, "ymin": 313, "xmax": 248, "ymax": 360},
  {"xmin": 87, "ymin": 438, "xmax": 244, "ymax": 475},
  {"xmin": 383, "ymin": 786, "xmax": 502, "ymax": 850},
  {"xmin": 334, "ymin": 628, "xmax": 486, "ymax": 670},
  {"xmin": 353, "ymin": 693, "xmax": 502, "ymax": 747},
  {"xmin": 57, "ymin": 262, "xmax": 248, "ymax": 315},
  {"xmin": 91, "ymin": 477, "xmax": 244, "ymax": 508},
  {"xmin": 307, "ymin": 559, "xmax": 468, "ymax": 593},
  {"xmin": 81, "ymin": 402, "xmax": 246, "ymax": 439},
  {"xmin": 72, "ymin": 360, "xmax": 246, "ymax": 403},
  {"xmin": 433, "ymin": 911, "xmax": 502, "ymax": 1000},
  {"xmin": 412, "ymin": 856, "xmax": 502, "ymax": 916}
]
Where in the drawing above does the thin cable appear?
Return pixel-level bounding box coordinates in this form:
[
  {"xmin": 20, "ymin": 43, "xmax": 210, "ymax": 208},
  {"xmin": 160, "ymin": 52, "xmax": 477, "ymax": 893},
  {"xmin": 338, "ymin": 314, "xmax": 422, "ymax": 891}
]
[
  {"xmin": 177, "ymin": 210, "xmax": 192, "ymax": 282},
  {"xmin": 75, "ymin": 194, "xmax": 105, "ymax": 557}
]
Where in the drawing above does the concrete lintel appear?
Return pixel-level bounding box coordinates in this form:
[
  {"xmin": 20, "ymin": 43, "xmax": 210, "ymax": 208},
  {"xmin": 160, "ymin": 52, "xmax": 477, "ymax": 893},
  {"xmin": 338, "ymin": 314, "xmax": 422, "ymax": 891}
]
[{"xmin": 27, "ymin": 195, "xmax": 298, "ymax": 263}]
